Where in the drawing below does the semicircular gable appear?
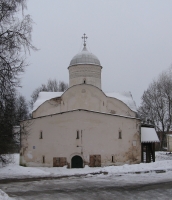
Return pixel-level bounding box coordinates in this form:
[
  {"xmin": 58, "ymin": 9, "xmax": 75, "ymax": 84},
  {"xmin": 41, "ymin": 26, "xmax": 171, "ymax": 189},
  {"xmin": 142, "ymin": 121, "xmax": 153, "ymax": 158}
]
[
  {"xmin": 32, "ymin": 96, "xmax": 62, "ymax": 118},
  {"xmin": 32, "ymin": 84, "xmax": 136, "ymax": 118},
  {"xmin": 61, "ymin": 83, "xmax": 106, "ymax": 97},
  {"xmin": 106, "ymin": 96, "xmax": 136, "ymax": 117},
  {"xmin": 61, "ymin": 84, "xmax": 107, "ymax": 112}
]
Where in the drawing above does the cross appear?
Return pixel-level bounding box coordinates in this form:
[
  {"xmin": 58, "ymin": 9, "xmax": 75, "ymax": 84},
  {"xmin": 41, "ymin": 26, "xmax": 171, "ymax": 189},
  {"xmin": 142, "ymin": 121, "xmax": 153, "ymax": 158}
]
[{"xmin": 82, "ymin": 33, "xmax": 88, "ymax": 47}]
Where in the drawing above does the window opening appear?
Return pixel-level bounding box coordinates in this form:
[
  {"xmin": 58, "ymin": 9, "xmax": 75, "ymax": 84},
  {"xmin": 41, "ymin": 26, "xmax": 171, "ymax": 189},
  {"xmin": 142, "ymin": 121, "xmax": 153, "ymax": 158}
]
[
  {"xmin": 76, "ymin": 130, "xmax": 79, "ymax": 139},
  {"xmin": 112, "ymin": 156, "xmax": 114, "ymax": 162},
  {"xmin": 119, "ymin": 131, "xmax": 122, "ymax": 139},
  {"xmin": 43, "ymin": 156, "xmax": 45, "ymax": 163},
  {"xmin": 40, "ymin": 131, "xmax": 43, "ymax": 139}
]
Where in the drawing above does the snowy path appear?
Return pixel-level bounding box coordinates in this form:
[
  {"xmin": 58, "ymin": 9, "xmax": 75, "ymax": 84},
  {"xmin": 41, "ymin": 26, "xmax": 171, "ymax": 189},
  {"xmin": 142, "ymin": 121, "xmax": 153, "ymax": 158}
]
[{"xmin": 1, "ymin": 172, "xmax": 172, "ymax": 200}]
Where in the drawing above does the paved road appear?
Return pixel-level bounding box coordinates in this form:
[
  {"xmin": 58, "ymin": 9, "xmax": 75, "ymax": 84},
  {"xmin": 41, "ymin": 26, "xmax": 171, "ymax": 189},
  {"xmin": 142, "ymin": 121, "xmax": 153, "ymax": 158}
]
[{"xmin": 1, "ymin": 173, "xmax": 172, "ymax": 200}]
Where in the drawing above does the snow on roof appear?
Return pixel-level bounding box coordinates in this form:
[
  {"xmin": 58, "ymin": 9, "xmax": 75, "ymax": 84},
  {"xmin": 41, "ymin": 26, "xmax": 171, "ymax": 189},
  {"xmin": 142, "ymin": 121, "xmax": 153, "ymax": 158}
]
[
  {"xmin": 105, "ymin": 91, "xmax": 137, "ymax": 112},
  {"xmin": 141, "ymin": 127, "xmax": 160, "ymax": 143},
  {"xmin": 32, "ymin": 92, "xmax": 64, "ymax": 112}
]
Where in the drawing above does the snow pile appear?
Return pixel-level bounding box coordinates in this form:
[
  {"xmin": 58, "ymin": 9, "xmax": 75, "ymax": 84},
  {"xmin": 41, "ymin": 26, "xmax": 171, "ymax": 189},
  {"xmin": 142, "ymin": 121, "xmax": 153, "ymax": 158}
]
[
  {"xmin": 0, "ymin": 155, "xmax": 50, "ymax": 179},
  {"xmin": 104, "ymin": 160, "xmax": 172, "ymax": 175},
  {"xmin": 0, "ymin": 189, "xmax": 14, "ymax": 200},
  {"xmin": 156, "ymin": 151, "xmax": 172, "ymax": 161},
  {"xmin": 32, "ymin": 92, "xmax": 63, "ymax": 112},
  {"xmin": 105, "ymin": 91, "xmax": 137, "ymax": 112}
]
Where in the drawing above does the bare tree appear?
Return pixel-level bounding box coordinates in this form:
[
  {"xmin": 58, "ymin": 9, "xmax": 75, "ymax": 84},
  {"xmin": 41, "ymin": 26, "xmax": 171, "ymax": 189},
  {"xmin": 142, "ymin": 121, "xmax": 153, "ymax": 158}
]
[
  {"xmin": 15, "ymin": 94, "xmax": 29, "ymax": 124},
  {"xmin": 47, "ymin": 79, "xmax": 59, "ymax": 92},
  {"xmin": 30, "ymin": 79, "xmax": 68, "ymax": 109},
  {"xmin": 0, "ymin": 0, "xmax": 36, "ymax": 92},
  {"xmin": 0, "ymin": 0, "xmax": 36, "ymax": 166},
  {"xmin": 138, "ymin": 68, "xmax": 172, "ymax": 149},
  {"xmin": 59, "ymin": 81, "xmax": 68, "ymax": 92},
  {"xmin": 0, "ymin": 88, "xmax": 16, "ymax": 165}
]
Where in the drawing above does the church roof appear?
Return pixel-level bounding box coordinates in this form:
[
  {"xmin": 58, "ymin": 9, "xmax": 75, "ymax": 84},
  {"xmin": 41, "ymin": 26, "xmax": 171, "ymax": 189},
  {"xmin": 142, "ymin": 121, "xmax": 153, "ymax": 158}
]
[
  {"xmin": 32, "ymin": 92, "xmax": 63, "ymax": 112},
  {"xmin": 27, "ymin": 109, "xmax": 139, "ymax": 122},
  {"xmin": 69, "ymin": 46, "xmax": 101, "ymax": 67},
  {"xmin": 32, "ymin": 91, "xmax": 137, "ymax": 112},
  {"xmin": 106, "ymin": 92, "xmax": 137, "ymax": 112}
]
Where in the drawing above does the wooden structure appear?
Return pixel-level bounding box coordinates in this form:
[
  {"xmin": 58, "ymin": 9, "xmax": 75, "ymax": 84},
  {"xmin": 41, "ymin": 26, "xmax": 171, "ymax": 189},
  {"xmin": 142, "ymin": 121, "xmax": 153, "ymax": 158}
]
[
  {"xmin": 141, "ymin": 125, "xmax": 159, "ymax": 163},
  {"xmin": 141, "ymin": 143, "xmax": 155, "ymax": 163},
  {"xmin": 167, "ymin": 134, "xmax": 172, "ymax": 152},
  {"xmin": 89, "ymin": 155, "xmax": 101, "ymax": 167}
]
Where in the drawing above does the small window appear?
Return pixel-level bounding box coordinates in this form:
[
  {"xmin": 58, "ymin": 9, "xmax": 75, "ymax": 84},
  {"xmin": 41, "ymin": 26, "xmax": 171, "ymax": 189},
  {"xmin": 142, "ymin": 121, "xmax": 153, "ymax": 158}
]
[
  {"xmin": 76, "ymin": 130, "xmax": 79, "ymax": 139},
  {"xmin": 83, "ymin": 78, "xmax": 86, "ymax": 84},
  {"xmin": 42, "ymin": 156, "xmax": 45, "ymax": 163},
  {"xmin": 112, "ymin": 156, "xmax": 114, "ymax": 162},
  {"xmin": 119, "ymin": 131, "xmax": 122, "ymax": 139},
  {"xmin": 40, "ymin": 131, "xmax": 43, "ymax": 139}
]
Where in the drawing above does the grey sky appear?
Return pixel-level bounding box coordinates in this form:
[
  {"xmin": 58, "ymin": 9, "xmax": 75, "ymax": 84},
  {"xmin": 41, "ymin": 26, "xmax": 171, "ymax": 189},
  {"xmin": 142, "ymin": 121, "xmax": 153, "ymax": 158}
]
[{"xmin": 19, "ymin": 0, "xmax": 172, "ymax": 107}]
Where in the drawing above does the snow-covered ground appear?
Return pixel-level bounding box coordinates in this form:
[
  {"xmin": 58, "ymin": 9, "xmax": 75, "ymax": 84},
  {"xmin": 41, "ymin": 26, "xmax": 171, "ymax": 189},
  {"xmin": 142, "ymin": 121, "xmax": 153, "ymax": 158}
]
[
  {"xmin": 0, "ymin": 152, "xmax": 172, "ymax": 180},
  {"xmin": 0, "ymin": 189, "xmax": 14, "ymax": 200},
  {"xmin": 0, "ymin": 152, "xmax": 172, "ymax": 199}
]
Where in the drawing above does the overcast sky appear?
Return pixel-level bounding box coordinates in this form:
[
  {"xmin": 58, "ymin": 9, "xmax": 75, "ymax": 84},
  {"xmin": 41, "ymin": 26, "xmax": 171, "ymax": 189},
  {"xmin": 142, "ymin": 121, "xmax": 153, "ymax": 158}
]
[{"xmin": 18, "ymin": 0, "xmax": 172, "ymax": 107}]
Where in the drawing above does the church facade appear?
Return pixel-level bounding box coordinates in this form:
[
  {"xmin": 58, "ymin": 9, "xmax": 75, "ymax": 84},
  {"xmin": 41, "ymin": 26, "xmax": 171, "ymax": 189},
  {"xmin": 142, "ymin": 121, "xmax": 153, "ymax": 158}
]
[{"xmin": 20, "ymin": 35, "xmax": 159, "ymax": 168}]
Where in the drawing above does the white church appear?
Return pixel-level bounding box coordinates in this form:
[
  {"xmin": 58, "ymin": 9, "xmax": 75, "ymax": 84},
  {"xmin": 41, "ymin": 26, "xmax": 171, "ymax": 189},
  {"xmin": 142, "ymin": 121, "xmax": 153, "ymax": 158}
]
[{"xmin": 20, "ymin": 34, "xmax": 159, "ymax": 168}]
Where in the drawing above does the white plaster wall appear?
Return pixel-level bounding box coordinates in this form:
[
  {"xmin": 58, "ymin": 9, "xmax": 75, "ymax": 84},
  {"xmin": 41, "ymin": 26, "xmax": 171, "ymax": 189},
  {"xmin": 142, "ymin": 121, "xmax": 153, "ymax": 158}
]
[
  {"xmin": 32, "ymin": 85, "xmax": 136, "ymax": 118},
  {"xmin": 20, "ymin": 110, "xmax": 141, "ymax": 167},
  {"xmin": 68, "ymin": 65, "xmax": 102, "ymax": 89}
]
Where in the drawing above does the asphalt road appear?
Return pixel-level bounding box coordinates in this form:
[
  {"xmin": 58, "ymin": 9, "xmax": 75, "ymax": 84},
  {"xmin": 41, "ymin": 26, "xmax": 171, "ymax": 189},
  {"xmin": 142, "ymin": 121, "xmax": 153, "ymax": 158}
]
[{"xmin": 1, "ymin": 174, "xmax": 172, "ymax": 200}]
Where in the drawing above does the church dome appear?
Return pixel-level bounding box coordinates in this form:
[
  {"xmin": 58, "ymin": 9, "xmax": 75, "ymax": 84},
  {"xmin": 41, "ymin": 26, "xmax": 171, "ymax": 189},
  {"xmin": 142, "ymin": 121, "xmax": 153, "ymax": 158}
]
[{"xmin": 69, "ymin": 46, "xmax": 101, "ymax": 67}]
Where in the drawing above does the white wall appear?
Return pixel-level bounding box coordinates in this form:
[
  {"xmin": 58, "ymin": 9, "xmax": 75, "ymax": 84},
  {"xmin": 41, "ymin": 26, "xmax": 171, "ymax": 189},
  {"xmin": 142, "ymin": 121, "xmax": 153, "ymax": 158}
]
[{"xmin": 20, "ymin": 110, "xmax": 141, "ymax": 167}]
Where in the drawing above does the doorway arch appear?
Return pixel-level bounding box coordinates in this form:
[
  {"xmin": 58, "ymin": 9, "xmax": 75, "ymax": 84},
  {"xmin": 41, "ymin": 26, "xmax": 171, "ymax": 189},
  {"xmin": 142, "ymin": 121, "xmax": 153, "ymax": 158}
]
[{"xmin": 71, "ymin": 155, "xmax": 83, "ymax": 168}]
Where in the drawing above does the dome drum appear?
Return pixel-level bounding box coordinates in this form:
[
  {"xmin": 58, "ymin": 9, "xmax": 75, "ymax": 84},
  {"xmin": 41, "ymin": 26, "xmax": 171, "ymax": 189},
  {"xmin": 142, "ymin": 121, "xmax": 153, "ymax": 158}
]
[
  {"xmin": 69, "ymin": 64, "xmax": 102, "ymax": 89},
  {"xmin": 68, "ymin": 46, "xmax": 102, "ymax": 89}
]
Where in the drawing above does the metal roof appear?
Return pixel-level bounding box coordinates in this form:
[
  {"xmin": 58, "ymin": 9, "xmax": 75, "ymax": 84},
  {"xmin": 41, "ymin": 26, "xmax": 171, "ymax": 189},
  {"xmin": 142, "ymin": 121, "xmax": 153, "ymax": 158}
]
[{"xmin": 69, "ymin": 46, "xmax": 101, "ymax": 67}]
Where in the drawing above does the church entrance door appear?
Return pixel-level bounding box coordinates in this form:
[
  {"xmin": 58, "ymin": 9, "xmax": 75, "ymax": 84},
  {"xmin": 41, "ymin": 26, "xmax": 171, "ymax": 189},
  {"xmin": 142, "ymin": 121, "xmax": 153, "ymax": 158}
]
[{"xmin": 71, "ymin": 155, "xmax": 83, "ymax": 168}]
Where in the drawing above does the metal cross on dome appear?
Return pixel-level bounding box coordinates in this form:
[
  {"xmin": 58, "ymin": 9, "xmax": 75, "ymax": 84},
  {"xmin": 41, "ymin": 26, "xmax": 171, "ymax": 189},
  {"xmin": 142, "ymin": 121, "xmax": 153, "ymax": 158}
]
[{"xmin": 82, "ymin": 33, "xmax": 88, "ymax": 47}]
